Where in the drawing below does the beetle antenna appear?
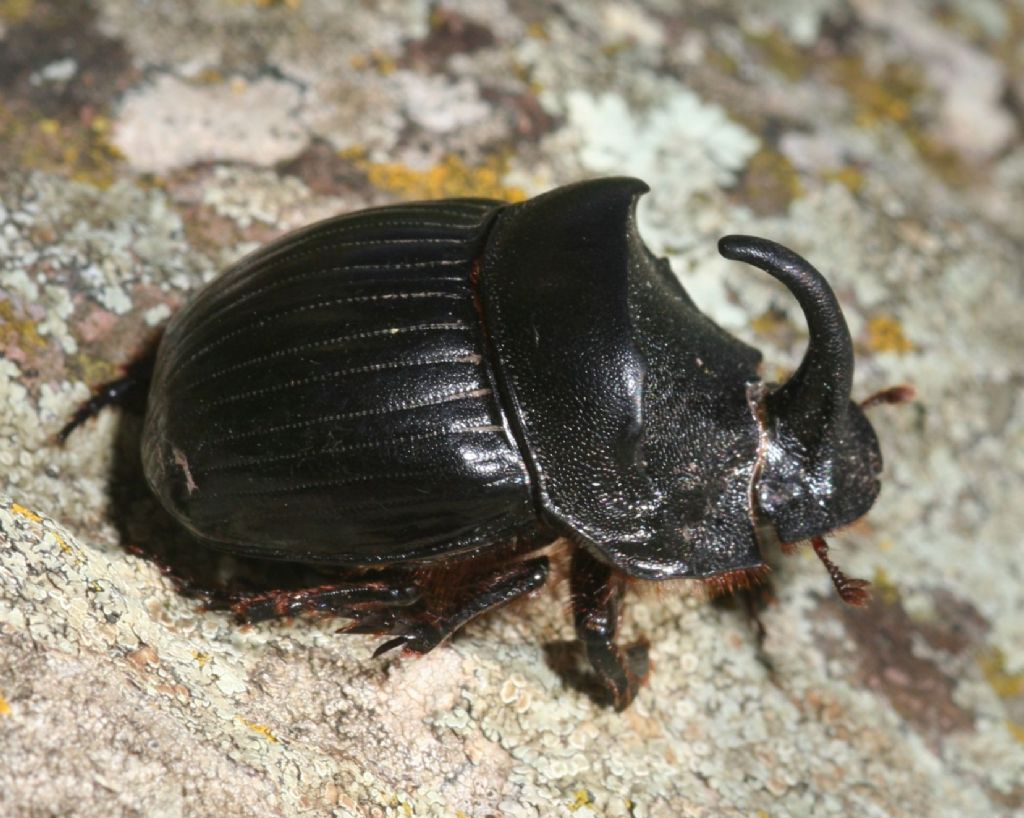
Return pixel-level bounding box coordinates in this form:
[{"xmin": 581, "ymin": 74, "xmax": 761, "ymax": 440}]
[
  {"xmin": 810, "ymin": 536, "xmax": 870, "ymax": 606},
  {"xmin": 860, "ymin": 384, "xmax": 916, "ymax": 410}
]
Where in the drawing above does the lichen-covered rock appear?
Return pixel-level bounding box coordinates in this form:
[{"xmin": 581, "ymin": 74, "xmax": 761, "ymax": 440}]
[{"xmin": 2, "ymin": 1, "xmax": 1023, "ymax": 816}]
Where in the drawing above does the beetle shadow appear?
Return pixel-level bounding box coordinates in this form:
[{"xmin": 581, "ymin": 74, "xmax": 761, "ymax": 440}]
[
  {"xmin": 711, "ymin": 585, "xmax": 779, "ymax": 677},
  {"xmin": 541, "ymin": 640, "xmax": 651, "ymax": 709},
  {"xmin": 541, "ymin": 640, "xmax": 616, "ymax": 707}
]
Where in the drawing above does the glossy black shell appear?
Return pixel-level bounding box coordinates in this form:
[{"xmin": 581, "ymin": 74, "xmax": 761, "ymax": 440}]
[
  {"xmin": 142, "ymin": 178, "xmax": 837, "ymax": 581},
  {"xmin": 143, "ymin": 197, "xmax": 537, "ymax": 563}
]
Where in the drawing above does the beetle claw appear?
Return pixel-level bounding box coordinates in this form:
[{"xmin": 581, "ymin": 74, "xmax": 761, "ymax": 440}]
[
  {"xmin": 367, "ymin": 623, "xmax": 443, "ymax": 657},
  {"xmin": 372, "ymin": 635, "xmax": 412, "ymax": 657}
]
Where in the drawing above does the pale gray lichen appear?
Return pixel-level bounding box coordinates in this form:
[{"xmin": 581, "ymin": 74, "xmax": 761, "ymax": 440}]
[
  {"xmin": 562, "ymin": 87, "xmax": 760, "ymax": 204},
  {"xmin": 851, "ymin": 0, "xmax": 1016, "ymax": 162},
  {"xmin": 199, "ymin": 165, "xmax": 339, "ymax": 231},
  {"xmin": 114, "ymin": 74, "xmax": 309, "ymax": 173}
]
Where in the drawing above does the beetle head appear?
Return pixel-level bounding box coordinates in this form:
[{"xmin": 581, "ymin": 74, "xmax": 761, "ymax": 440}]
[{"xmin": 719, "ymin": 236, "xmax": 883, "ymax": 545}]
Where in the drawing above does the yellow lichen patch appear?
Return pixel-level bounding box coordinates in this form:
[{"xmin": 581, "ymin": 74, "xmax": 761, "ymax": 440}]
[
  {"xmin": 750, "ymin": 305, "xmax": 795, "ymax": 342},
  {"xmin": 746, "ymin": 29, "xmax": 811, "ymax": 81},
  {"xmin": 821, "ymin": 166, "xmax": 865, "ymax": 194},
  {"xmin": 1008, "ymin": 722, "xmax": 1024, "ymax": 744},
  {"xmin": 0, "ymin": 693, "xmax": 11, "ymax": 717},
  {"xmin": 194, "ymin": 67, "xmax": 226, "ymax": 85},
  {"xmin": 737, "ymin": 149, "xmax": 803, "ymax": 216},
  {"xmin": 0, "ymin": 0, "xmax": 33, "ymax": 22},
  {"xmin": 0, "ymin": 103, "xmax": 123, "ymax": 188},
  {"xmin": 51, "ymin": 532, "xmax": 72, "ymax": 556},
  {"xmin": 866, "ymin": 316, "xmax": 913, "ymax": 355},
  {"xmin": 70, "ymin": 353, "xmax": 119, "ymax": 388},
  {"xmin": 11, "ymin": 503, "xmax": 43, "ymax": 523},
  {"xmin": 192, "ymin": 650, "xmax": 211, "ymax": 669},
  {"xmin": 526, "ymin": 21, "xmax": 548, "ymax": 40},
  {"xmin": 997, "ymin": 4, "xmax": 1024, "ymax": 72},
  {"xmin": 703, "ymin": 45, "xmax": 739, "ymax": 79},
  {"xmin": 979, "ymin": 648, "xmax": 1024, "ymax": 700},
  {"xmin": 336, "ymin": 145, "xmax": 366, "ymax": 162},
  {"xmin": 0, "ymin": 299, "xmax": 48, "ymax": 351},
  {"xmin": 828, "ymin": 55, "xmax": 976, "ymax": 187},
  {"xmin": 872, "ymin": 567, "xmax": 900, "ymax": 606},
  {"xmin": 601, "ymin": 39, "xmax": 634, "ymax": 58},
  {"xmin": 349, "ymin": 49, "xmax": 397, "ymax": 75},
  {"xmin": 750, "ymin": 313, "xmax": 782, "ymax": 335},
  {"xmin": 907, "ymin": 130, "xmax": 972, "ymax": 189},
  {"xmin": 830, "ymin": 57, "xmax": 921, "ymax": 128},
  {"xmin": 568, "ymin": 789, "xmax": 592, "ymax": 811},
  {"xmin": 49, "ymin": 530, "xmax": 85, "ymax": 565},
  {"xmin": 827, "ymin": 56, "xmax": 977, "ymax": 185},
  {"xmin": 236, "ymin": 716, "xmax": 279, "ymax": 743},
  {"xmin": 359, "ymin": 154, "xmax": 527, "ymax": 202}
]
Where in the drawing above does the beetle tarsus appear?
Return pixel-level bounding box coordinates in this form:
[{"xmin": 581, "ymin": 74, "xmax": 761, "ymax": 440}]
[
  {"xmin": 369, "ymin": 557, "xmax": 551, "ymax": 657},
  {"xmin": 810, "ymin": 536, "xmax": 871, "ymax": 607},
  {"xmin": 570, "ymin": 549, "xmax": 648, "ymax": 710},
  {"xmin": 370, "ymin": 622, "xmax": 447, "ymax": 656},
  {"xmin": 373, "ymin": 635, "xmax": 412, "ymax": 658}
]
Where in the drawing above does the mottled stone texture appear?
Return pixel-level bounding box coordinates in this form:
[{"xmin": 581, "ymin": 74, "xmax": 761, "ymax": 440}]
[{"xmin": 2, "ymin": 1, "xmax": 1023, "ymax": 816}]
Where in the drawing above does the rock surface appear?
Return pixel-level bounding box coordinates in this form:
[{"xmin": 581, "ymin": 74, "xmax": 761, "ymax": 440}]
[{"xmin": 2, "ymin": 1, "xmax": 1023, "ymax": 816}]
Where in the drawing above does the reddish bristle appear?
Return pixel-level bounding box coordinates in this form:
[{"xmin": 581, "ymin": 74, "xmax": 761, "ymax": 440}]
[
  {"xmin": 779, "ymin": 539, "xmax": 800, "ymax": 555},
  {"xmin": 698, "ymin": 564, "xmax": 772, "ymax": 600}
]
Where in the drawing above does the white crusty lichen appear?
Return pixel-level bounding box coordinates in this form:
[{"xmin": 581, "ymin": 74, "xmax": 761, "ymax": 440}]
[
  {"xmin": 564, "ymin": 87, "xmax": 760, "ymax": 203},
  {"xmin": 114, "ymin": 74, "xmax": 309, "ymax": 173}
]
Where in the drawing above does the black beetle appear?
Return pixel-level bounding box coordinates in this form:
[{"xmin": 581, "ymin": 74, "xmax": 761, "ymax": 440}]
[{"xmin": 62, "ymin": 177, "xmax": 902, "ymax": 709}]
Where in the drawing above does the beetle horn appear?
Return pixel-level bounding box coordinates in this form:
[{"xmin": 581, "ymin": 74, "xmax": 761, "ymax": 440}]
[{"xmin": 717, "ymin": 235, "xmax": 853, "ymax": 430}]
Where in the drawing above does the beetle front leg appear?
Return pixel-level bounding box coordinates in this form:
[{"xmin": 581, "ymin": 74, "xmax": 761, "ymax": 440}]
[
  {"xmin": 570, "ymin": 548, "xmax": 649, "ymax": 710},
  {"xmin": 371, "ymin": 557, "xmax": 550, "ymax": 657}
]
